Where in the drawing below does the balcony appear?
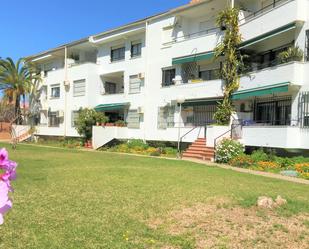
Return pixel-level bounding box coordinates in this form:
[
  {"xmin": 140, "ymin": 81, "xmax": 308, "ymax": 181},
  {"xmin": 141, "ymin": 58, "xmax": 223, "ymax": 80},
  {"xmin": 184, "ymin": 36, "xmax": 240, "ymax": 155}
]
[
  {"xmin": 239, "ymin": 61, "xmax": 307, "ymax": 92},
  {"xmin": 240, "ymin": 0, "xmax": 301, "ymax": 42}
]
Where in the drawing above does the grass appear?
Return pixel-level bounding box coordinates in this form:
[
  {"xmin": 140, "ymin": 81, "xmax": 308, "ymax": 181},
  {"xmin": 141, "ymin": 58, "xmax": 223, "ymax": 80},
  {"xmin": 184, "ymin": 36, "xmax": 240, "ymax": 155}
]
[{"xmin": 0, "ymin": 143, "xmax": 308, "ymax": 249}]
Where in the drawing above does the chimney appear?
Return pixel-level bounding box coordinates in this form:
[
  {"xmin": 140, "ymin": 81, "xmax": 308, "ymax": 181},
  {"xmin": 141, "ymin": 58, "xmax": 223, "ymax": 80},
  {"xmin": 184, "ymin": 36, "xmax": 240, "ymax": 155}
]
[{"xmin": 189, "ymin": 0, "xmax": 202, "ymax": 4}]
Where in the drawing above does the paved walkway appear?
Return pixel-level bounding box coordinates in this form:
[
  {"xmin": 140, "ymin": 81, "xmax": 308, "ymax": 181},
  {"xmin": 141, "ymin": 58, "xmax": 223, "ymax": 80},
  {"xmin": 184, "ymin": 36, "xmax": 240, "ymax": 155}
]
[
  {"xmin": 182, "ymin": 158, "xmax": 309, "ymax": 185},
  {"xmin": 3, "ymin": 142, "xmax": 309, "ymax": 185}
]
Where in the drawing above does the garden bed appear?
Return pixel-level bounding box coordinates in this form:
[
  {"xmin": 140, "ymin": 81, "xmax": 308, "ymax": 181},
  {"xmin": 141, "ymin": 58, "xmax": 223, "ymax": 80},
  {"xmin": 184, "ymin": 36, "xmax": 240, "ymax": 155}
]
[{"xmin": 216, "ymin": 139, "xmax": 309, "ymax": 180}]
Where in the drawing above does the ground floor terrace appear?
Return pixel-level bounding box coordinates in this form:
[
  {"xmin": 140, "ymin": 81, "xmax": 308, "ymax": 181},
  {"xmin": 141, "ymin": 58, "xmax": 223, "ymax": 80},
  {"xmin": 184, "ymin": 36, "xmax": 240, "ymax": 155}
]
[{"xmin": 92, "ymin": 84, "xmax": 309, "ymax": 151}]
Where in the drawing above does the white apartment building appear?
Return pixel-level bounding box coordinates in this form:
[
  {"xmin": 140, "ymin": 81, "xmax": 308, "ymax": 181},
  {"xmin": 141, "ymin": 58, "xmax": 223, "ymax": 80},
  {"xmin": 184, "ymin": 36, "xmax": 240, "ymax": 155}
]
[{"xmin": 28, "ymin": 0, "xmax": 309, "ymax": 152}]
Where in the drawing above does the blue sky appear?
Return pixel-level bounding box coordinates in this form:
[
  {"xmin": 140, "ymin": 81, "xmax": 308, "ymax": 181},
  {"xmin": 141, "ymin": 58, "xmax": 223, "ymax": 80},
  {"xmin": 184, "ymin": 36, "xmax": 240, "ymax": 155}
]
[{"xmin": 1, "ymin": 0, "xmax": 189, "ymax": 60}]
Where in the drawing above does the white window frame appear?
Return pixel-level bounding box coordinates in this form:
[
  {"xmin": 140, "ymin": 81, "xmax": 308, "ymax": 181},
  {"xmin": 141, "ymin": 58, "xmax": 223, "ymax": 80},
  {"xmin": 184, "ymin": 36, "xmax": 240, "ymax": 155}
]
[{"xmin": 50, "ymin": 84, "xmax": 60, "ymax": 99}]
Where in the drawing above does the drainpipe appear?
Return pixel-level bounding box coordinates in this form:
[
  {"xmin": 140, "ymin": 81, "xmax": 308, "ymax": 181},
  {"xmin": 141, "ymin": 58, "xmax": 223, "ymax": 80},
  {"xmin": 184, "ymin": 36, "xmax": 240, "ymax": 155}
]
[
  {"xmin": 64, "ymin": 46, "xmax": 68, "ymax": 137},
  {"xmin": 231, "ymin": 0, "xmax": 234, "ymax": 8}
]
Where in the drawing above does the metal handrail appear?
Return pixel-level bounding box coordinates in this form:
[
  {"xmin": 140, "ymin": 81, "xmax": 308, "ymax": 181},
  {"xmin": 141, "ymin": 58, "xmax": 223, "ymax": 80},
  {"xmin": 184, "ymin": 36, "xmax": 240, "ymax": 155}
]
[{"xmin": 179, "ymin": 124, "xmax": 208, "ymax": 158}]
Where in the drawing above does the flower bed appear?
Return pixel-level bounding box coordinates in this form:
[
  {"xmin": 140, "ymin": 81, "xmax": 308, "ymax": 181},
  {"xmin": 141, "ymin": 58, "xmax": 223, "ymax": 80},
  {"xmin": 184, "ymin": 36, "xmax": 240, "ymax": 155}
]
[
  {"xmin": 100, "ymin": 139, "xmax": 178, "ymax": 158},
  {"xmin": 216, "ymin": 140, "xmax": 309, "ymax": 180}
]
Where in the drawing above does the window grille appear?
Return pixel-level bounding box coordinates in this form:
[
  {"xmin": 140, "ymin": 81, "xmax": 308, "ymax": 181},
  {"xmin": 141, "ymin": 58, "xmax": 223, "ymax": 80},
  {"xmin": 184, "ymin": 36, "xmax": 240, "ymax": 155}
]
[{"xmin": 298, "ymin": 92, "xmax": 309, "ymax": 128}]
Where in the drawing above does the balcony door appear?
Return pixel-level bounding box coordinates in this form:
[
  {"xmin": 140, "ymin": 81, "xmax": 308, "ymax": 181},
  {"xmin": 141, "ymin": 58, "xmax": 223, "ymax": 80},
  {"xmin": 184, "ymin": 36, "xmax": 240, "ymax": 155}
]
[{"xmin": 254, "ymin": 96, "xmax": 291, "ymax": 125}]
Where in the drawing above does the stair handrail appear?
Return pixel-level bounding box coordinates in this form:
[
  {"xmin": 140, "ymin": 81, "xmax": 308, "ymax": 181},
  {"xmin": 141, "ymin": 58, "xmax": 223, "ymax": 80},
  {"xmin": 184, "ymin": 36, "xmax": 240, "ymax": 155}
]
[
  {"xmin": 179, "ymin": 123, "xmax": 209, "ymax": 158},
  {"xmin": 213, "ymin": 122, "xmax": 243, "ymax": 162}
]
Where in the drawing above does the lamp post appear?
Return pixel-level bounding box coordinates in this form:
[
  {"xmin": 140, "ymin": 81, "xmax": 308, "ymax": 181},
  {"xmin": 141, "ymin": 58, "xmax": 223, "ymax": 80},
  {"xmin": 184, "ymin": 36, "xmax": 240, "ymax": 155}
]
[{"xmin": 176, "ymin": 95, "xmax": 186, "ymax": 158}]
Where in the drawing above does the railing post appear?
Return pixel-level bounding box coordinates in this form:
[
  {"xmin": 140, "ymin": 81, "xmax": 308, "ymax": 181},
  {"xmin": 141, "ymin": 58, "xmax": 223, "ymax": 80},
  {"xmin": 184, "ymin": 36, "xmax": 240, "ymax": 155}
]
[{"xmin": 204, "ymin": 125, "xmax": 207, "ymax": 138}]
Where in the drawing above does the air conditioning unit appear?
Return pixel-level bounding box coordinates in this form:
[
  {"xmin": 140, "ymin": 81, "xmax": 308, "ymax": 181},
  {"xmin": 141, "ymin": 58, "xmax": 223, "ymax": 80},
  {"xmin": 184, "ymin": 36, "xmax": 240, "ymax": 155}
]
[
  {"xmin": 63, "ymin": 80, "xmax": 70, "ymax": 87},
  {"xmin": 57, "ymin": 110, "xmax": 64, "ymax": 117},
  {"xmin": 138, "ymin": 73, "xmax": 145, "ymax": 79},
  {"xmin": 137, "ymin": 107, "xmax": 144, "ymax": 114}
]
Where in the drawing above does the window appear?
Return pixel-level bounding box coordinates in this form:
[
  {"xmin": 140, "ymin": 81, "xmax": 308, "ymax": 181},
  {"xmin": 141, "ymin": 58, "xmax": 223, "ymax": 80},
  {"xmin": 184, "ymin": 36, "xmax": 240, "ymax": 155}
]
[
  {"xmin": 162, "ymin": 26, "xmax": 173, "ymax": 44},
  {"xmin": 199, "ymin": 69, "xmax": 220, "ymax": 81},
  {"xmin": 129, "ymin": 75, "xmax": 142, "ymax": 94},
  {"xmin": 162, "ymin": 68, "xmax": 175, "ymax": 87},
  {"xmin": 105, "ymin": 82, "xmax": 117, "ymax": 94},
  {"xmin": 131, "ymin": 41, "xmax": 142, "ymax": 58},
  {"xmin": 111, "ymin": 46, "xmax": 125, "ymax": 62},
  {"xmin": 298, "ymin": 92, "xmax": 309, "ymax": 128},
  {"xmin": 126, "ymin": 110, "xmax": 140, "ymax": 129},
  {"xmin": 157, "ymin": 106, "xmax": 175, "ymax": 129},
  {"xmin": 254, "ymin": 96, "xmax": 292, "ymax": 126},
  {"xmin": 73, "ymin": 79, "xmax": 86, "ymax": 97},
  {"xmin": 50, "ymin": 84, "xmax": 60, "ymax": 98},
  {"xmin": 305, "ymin": 30, "xmax": 309, "ymax": 61},
  {"xmin": 71, "ymin": 111, "xmax": 79, "ymax": 127},
  {"xmin": 48, "ymin": 111, "xmax": 60, "ymax": 127}
]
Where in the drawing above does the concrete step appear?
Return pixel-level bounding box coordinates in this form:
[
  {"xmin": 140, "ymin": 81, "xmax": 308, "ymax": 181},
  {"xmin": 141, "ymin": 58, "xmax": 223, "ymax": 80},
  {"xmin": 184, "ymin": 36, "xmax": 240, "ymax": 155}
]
[
  {"xmin": 185, "ymin": 150, "xmax": 214, "ymax": 156},
  {"xmin": 182, "ymin": 154, "xmax": 213, "ymax": 161}
]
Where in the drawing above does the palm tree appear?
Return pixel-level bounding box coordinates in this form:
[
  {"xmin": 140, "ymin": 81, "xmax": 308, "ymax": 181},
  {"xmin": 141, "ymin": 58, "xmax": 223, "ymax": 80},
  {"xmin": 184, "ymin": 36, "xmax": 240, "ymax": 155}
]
[{"xmin": 0, "ymin": 57, "xmax": 40, "ymax": 124}]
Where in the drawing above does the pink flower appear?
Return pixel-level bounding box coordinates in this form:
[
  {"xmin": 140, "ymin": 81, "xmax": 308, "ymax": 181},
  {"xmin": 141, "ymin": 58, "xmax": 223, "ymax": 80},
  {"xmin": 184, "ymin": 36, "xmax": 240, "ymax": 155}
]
[
  {"xmin": 0, "ymin": 148, "xmax": 17, "ymax": 225},
  {"xmin": 0, "ymin": 181, "xmax": 12, "ymax": 225}
]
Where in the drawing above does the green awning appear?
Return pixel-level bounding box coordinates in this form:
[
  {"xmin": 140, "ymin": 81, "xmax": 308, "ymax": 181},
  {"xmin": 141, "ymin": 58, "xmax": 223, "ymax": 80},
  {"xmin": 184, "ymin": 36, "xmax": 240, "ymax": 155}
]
[
  {"xmin": 94, "ymin": 102, "xmax": 130, "ymax": 112},
  {"xmin": 182, "ymin": 98, "xmax": 222, "ymax": 107},
  {"xmin": 232, "ymin": 82, "xmax": 290, "ymax": 100},
  {"xmin": 239, "ymin": 22, "xmax": 297, "ymax": 49},
  {"xmin": 172, "ymin": 51, "xmax": 214, "ymax": 65}
]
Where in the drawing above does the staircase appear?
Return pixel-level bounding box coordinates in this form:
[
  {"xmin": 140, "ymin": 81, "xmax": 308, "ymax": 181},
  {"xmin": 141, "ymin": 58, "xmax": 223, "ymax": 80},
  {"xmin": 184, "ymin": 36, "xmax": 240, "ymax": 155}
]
[
  {"xmin": 182, "ymin": 138, "xmax": 215, "ymax": 161},
  {"xmin": 0, "ymin": 122, "xmax": 12, "ymax": 142}
]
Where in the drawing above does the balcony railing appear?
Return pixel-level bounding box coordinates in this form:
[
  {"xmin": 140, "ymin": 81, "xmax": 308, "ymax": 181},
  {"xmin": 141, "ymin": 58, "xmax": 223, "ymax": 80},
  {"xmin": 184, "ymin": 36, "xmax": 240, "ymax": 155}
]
[
  {"xmin": 239, "ymin": 0, "xmax": 291, "ymax": 23},
  {"xmin": 164, "ymin": 0, "xmax": 291, "ymax": 46},
  {"xmin": 163, "ymin": 27, "xmax": 219, "ymax": 46}
]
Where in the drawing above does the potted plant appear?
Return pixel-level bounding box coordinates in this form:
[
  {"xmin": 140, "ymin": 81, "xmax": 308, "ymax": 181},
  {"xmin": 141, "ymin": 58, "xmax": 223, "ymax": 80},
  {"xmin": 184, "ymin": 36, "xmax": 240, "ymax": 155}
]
[
  {"xmin": 277, "ymin": 46, "xmax": 304, "ymax": 64},
  {"xmin": 115, "ymin": 120, "xmax": 126, "ymax": 127}
]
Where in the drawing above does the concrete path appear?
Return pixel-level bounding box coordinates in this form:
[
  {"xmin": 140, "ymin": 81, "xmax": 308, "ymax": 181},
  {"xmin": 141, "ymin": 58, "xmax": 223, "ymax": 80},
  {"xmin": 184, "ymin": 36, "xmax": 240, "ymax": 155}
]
[
  {"xmin": 3, "ymin": 142, "xmax": 309, "ymax": 185},
  {"xmin": 182, "ymin": 158, "xmax": 309, "ymax": 185}
]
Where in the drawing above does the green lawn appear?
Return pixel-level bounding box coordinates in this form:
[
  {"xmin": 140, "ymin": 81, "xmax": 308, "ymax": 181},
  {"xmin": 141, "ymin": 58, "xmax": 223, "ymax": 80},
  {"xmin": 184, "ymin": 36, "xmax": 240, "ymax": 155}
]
[{"xmin": 1, "ymin": 143, "xmax": 308, "ymax": 249}]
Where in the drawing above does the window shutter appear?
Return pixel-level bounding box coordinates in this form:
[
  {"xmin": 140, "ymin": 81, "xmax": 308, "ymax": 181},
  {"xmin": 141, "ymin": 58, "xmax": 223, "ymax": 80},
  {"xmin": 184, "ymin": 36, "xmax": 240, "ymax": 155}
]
[
  {"xmin": 73, "ymin": 79, "xmax": 86, "ymax": 97},
  {"xmin": 129, "ymin": 75, "xmax": 141, "ymax": 94},
  {"xmin": 158, "ymin": 107, "xmax": 167, "ymax": 129},
  {"xmin": 127, "ymin": 110, "xmax": 140, "ymax": 129}
]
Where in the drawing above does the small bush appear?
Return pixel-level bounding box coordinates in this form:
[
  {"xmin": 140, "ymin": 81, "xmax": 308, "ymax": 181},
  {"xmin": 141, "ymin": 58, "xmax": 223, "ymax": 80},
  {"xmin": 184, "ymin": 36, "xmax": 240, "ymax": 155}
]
[
  {"xmin": 75, "ymin": 108, "xmax": 108, "ymax": 141},
  {"xmin": 229, "ymin": 154, "xmax": 253, "ymax": 168},
  {"xmin": 216, "ymin": 138, "xmax": 244, "ymax": 163},
  {"xmin": 250, "ymin": 149, "xmax": 269, "ymax": 162},
  {"xmin": 274, "ymin": 157, "xmax": 294, "ymax": 169},
  {"xmin": 127, "ymin": 139, "xmax": 149, "ymax": 150}
]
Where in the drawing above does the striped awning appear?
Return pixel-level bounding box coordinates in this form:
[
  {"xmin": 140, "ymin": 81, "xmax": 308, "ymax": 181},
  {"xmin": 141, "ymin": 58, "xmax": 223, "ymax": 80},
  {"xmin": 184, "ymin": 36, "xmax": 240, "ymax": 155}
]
[
  {"xmin": 239, "ymin": 22, "xmax": 297, "ymax": 49},
  {"xmin": 232, "ymin": 82, "xmax": 290, "ymax": 100},
  {"xmin": 172, "ymin": 51, "xmax": 215, "ymax": 65},
  {"xmin": 94, "ymin": 102, "xmax": 130, "ymax": 112}
]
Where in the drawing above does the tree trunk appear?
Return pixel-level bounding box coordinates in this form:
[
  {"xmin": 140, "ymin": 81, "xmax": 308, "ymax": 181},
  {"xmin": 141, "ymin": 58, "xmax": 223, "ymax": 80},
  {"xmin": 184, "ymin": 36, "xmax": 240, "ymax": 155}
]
[{"xmin": 15, "ymin": 95, "xmax": 21, "ymax": 124}]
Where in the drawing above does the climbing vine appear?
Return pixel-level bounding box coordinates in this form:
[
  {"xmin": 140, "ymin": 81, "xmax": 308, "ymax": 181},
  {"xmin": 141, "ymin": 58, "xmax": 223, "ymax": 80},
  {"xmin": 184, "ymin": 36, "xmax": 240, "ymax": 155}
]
[{"xmin": 214, "ymin": 7, "xmax": 243, "ymax": 125}]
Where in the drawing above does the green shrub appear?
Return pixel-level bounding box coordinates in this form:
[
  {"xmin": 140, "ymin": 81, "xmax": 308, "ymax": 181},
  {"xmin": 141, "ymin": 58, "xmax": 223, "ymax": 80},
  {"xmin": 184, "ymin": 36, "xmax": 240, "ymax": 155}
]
[
  {"xmin": 250, "ymin": 149, "xmax": 269, "ymax": 162},
  {"xmin": 163, "ymin": 147, "xmax": 178, "ymax": 156},
  {"xmin": 127, "ymin": 139, "xmax": 149, "ymax": 150},
  {"xmin": 278, "ymin": 46, "xmax": 303, "ymax": 63},
  {"xmin": 75, "ymin": 108, "xmax": 108, "ymax": 141},
  {"xmin": 216, "ymin": 138, "xmax": 244, "ymax": 163},
  {"xmin": 291, "ymin": 156, "xmax": 309, "ymax": 164},
  {"xmin": 274, "ymin": 157, "xmax": 294, "ymax": 169}
]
